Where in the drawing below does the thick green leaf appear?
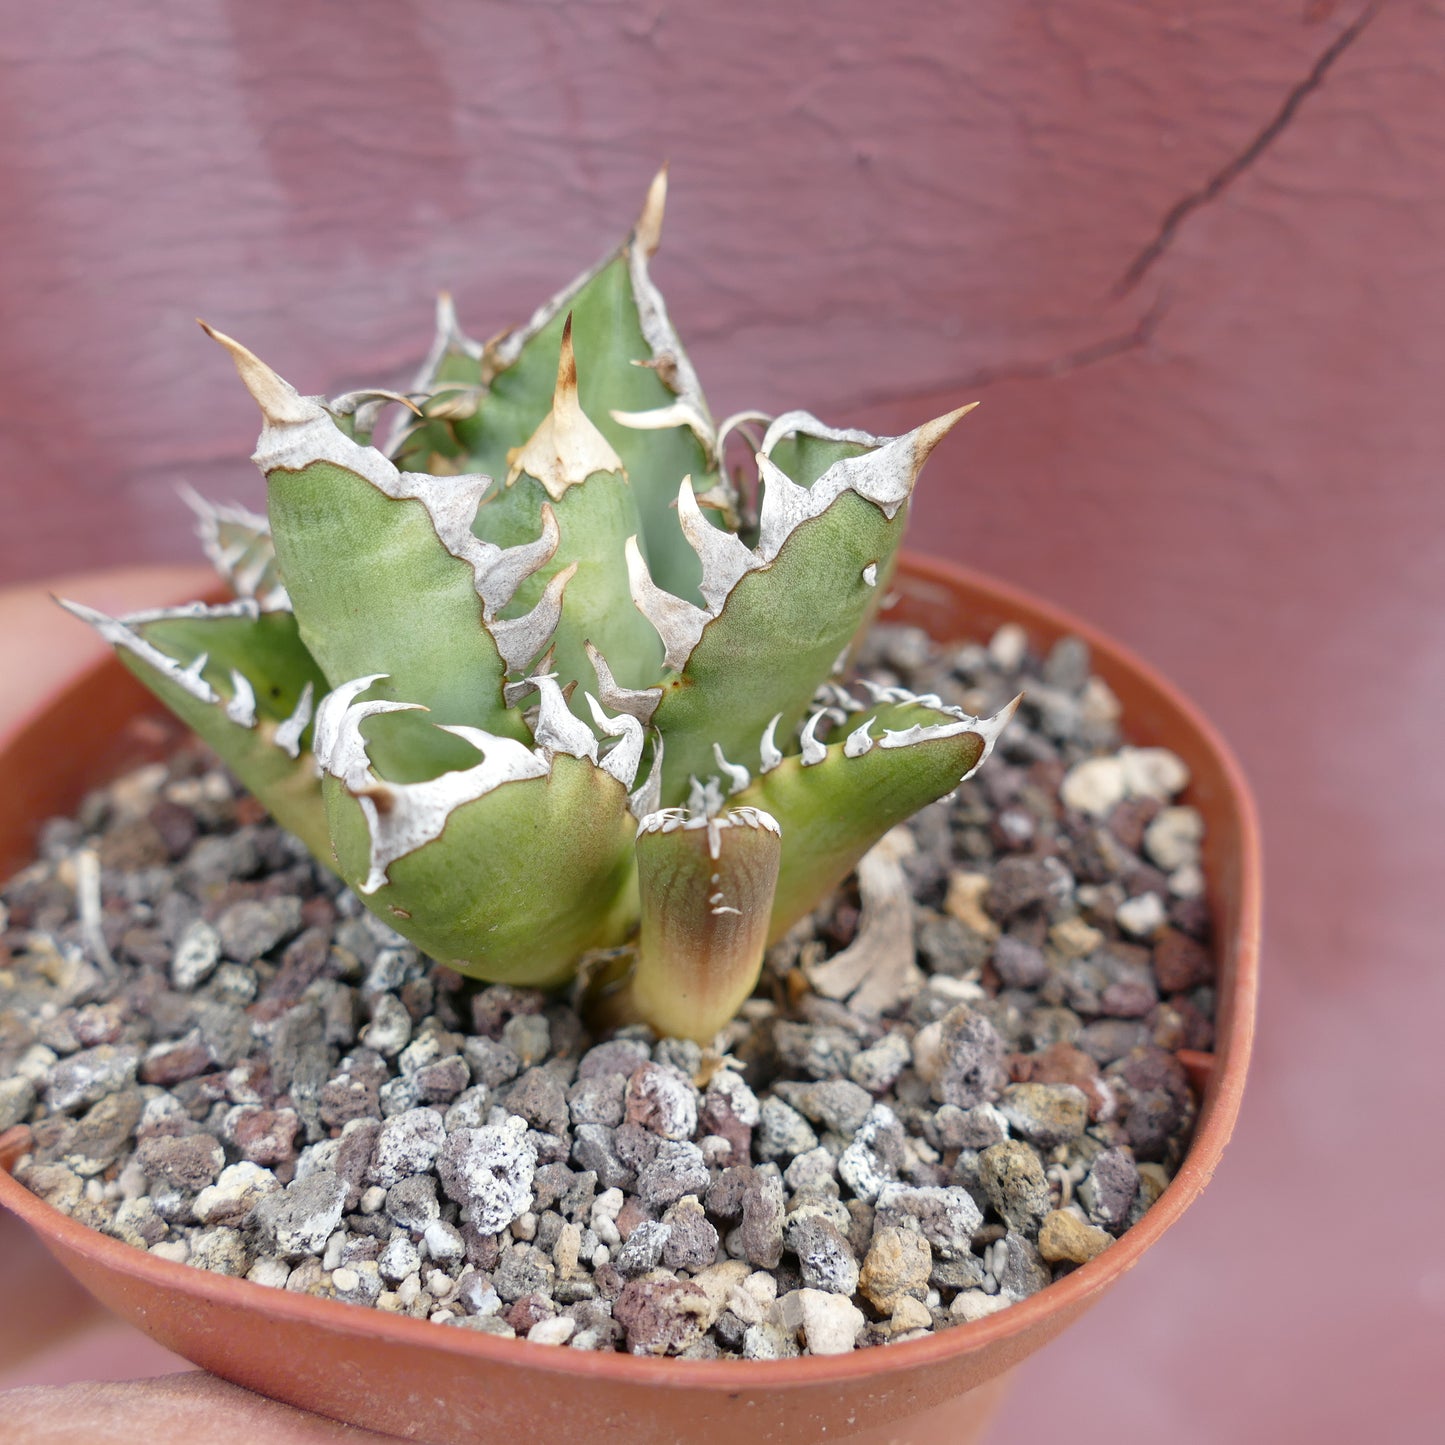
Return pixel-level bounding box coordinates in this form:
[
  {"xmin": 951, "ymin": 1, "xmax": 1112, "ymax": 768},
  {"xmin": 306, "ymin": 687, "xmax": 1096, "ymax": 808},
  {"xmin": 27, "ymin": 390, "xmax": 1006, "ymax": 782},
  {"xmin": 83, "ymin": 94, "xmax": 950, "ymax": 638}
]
[
  {"xmin": 65, "ymin": 602, "xmax": 333, "ymax": 864},
  {"xmin": 650, "ymin": 490, "xmax": 903, "ymax": 801},
  {"xmin": 324, "ymin": 734, "xmax": 640, "ymax": 988},
  {"xmin": 731, "ymin": 697, "xmax": 1005, "ymax": 943}
]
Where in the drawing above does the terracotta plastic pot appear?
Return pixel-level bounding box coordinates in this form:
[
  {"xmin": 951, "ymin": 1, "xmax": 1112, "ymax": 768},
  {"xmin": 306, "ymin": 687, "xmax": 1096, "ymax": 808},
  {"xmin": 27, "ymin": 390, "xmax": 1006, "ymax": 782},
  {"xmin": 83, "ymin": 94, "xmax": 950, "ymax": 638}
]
[{"xmin": 0, "ymin": 555, "xmax": 1260, "ymax": 1444}]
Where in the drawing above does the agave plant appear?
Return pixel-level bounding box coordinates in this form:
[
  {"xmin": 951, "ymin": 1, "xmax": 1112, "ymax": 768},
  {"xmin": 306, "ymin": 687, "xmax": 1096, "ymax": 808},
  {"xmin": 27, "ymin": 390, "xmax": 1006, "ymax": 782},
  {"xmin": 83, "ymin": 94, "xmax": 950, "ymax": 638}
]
[{"xmin": 65, "ymin": 172, "xmax": 1017, "ymax": 1043}]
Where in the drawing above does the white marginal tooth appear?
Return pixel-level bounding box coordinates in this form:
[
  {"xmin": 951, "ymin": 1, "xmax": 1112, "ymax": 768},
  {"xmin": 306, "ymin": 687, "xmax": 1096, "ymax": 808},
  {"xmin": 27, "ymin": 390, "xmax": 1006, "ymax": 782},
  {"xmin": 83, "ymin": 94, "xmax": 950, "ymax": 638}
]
[
  {"xmin": 225, "ymin": 670, "xmax": 257, "ymax": 728},
  {"xmin": 759, "ymin": 410, "xmax": 882, "ymax": 457},
  {"xmin": 754, "ymin": 404, "xmax": 979, "ymax": 561},
  {"xmin": 520, "ymin": 673, "xmax": 599, "ymax": 762},
  {"xmin": 354, "ymin": 726, "xmax": 550, "ymax": 894},
  {"xmin": 857, "ymin": 679, "xmax": 890, "ymax": 705},
  {"xmin": 585, "ymin": 642, "xmax": 662, "ymax": 723},
  {"xmin": 181, "ymin": 653, "xmax": 210, "ymax": 687},
  {"xmin": 479, "ymin": 503, "xmax": 560, "ymax": 613},
  {"xmin": 729, "ymin": 806, "xmax": 781, "ymax": 836},
  {"xmin": 274, "ymin": 681, "xmax": 314, "ymax": 759},
  {"xmin": 610, "ymin": 399, "xmax": 716, "ymax": 457},
  {"xmin": 878, "ymin": 694, "xmax": 1022, "ymax": 778},
  {"xmin": 58, "ymin": 599, "xmax": 220, "ymax": 708},
  {"xmin": 625, "ymin": 536, "xmax": 709, "ymax": 672},
  {"xmin": 755, "ymin": 452, "xmax": 815, "ymax": 561},
  {"xmin": 677, "ymin": 476, "xmax": 755, "ymax": 611},
  {"xmin": 489, "ymin": 562, "xmax": 576, "ymax": 672},
  {"xmin": 844, "ymin": 717, "xmax": 875, "ymax": 758},
  {"xmin": 414, "ymin": 291, "xmax": 482, "ymax": 391},
  {"xmin": 715, "ymin": 410, "xmax": 773, "ymax": 459},
  {"xmin": 628, "ymin": 735, "xmax": 665, "ymax": 820},
  {"xmin": 324, "ymin": 697, "xmax": 428, "ymax": 792},
  {"xmin": 711, "ymin": 742, "xmax": 750, "ymax": 795},
  {"xmin": 312, "ymin": 674, "xmax": 390, "ymax": 772},
  {"xmin": 799, "ymin": 711, "xmax": 829, "ymax": 766},
  {"xmin": 585, "ymin": 692, "xmax": 645, "ymax": 788},
  {"xmin": 687, "ymin": 775, "xmax": 726, "ymax": 819},
  {"xmin": 863, "ymin": 563, "xmax": 878, "ymax": 587},
  {"xmin": 759, "ymin": 714, "xmax": 784, "ymax": 774}
]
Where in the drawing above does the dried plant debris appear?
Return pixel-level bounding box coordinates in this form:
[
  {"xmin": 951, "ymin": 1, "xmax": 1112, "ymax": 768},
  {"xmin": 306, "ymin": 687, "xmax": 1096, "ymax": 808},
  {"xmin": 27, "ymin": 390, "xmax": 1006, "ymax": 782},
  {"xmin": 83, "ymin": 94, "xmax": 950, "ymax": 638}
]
[{"xmin": 0, "ymin": 622, "xmax": 1213, "ymax": 1357}]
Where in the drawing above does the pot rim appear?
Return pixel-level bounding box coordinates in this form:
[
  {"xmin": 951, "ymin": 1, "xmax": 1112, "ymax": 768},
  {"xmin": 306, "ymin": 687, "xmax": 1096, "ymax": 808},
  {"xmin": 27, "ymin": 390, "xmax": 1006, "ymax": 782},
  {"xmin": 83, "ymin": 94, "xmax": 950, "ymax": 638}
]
[{"xmin": 0, "ymin": 552, "xmax": 1260, "ymax": 1393}]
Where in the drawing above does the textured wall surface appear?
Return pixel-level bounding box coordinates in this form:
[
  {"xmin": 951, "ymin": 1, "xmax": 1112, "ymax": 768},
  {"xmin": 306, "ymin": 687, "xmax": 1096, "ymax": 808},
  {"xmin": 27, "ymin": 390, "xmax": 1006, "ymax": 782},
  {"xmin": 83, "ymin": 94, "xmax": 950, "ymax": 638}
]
[{"xmin": 1, "ymin": 1, "xmax": 1442, "ymax": 1439}]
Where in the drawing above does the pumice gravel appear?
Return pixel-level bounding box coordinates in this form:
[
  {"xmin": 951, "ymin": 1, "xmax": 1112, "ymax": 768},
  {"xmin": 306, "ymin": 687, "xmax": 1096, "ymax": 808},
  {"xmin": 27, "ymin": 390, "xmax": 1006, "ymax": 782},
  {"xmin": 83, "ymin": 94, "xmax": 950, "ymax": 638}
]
[{"xmin": 0, "ymin": 621, "xmax": 1214, "ymax": 1358}]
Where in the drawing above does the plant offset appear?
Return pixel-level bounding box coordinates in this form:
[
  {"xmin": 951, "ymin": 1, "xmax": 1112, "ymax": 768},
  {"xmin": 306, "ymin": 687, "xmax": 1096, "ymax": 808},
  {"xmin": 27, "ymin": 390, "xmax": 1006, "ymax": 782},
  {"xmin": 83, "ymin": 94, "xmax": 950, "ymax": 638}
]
[{"xmin": 65, "ymin": 173, "xmax": 1015, "ymax": 1043}]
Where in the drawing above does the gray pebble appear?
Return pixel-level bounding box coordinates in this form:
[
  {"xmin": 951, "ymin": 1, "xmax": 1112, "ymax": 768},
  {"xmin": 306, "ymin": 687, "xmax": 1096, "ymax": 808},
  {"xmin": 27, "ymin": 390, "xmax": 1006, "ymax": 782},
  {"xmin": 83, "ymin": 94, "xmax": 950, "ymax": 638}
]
[
  {"xmin": 614, "ymin": 1219, "xmax": 670, "ymax": 1277},
  {"xmin": 217, "ymin": 897, "xmax": 302, "ymax": 962},
  {"xmin": 254, "ymin": 1169, "xmax": 349, "ymax": 1258},
  {"xmin": 838, "ymin": 1104, "xmax": 907, "ymax": 1203},
  {"xmin": 784, "ymin": 1215, "xmax": 859, "ymax": 1296},
  {"xmin": 437, "ymin": 1116, "xmax": 536, "ymax": 1233},
  {"xmin": 385, "ymin": 1174, "xmax": 440, "ymax": 1231},
  {"xmin": 360, "ymin": 994, "xmax": 412, "ymax": 1058},
  {"xmin": 755, "ymin": 1097, "xmax": 817, "ymax": 1161},
  {"xmin": 1078, "ymin": 1147, "xmax": 1139, "ymax": 1234},
  {"xmin": 636, "ymin": 1140, "xmax": 709, "ymax": 1209},
  {"xmin": 44, "ymin": 1044, "xmax": 140, "ymax": 1114},
  {"xmin": 932, "ymin": 1006, "xmax": 1006, "ymax": 1108},
  {"xmin": 368, "ymin": 1107, "xmax": 445, "ymax": 1188},
  {"xmin": 661, "ymin": 1197, "xmax": 718, "ymax": 1272},
  {"xmin": 170, "ymin": 920, "xmax": 223, "ymax": 990}
]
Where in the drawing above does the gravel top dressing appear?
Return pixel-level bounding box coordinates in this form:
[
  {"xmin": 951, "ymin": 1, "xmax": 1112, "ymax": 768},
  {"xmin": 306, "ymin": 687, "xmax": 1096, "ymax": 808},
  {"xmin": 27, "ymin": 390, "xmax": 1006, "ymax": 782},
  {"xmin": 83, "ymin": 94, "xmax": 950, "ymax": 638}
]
[{"xmin": 0, "ymin": 622, "xmax": 1215, "ymax": 1358}]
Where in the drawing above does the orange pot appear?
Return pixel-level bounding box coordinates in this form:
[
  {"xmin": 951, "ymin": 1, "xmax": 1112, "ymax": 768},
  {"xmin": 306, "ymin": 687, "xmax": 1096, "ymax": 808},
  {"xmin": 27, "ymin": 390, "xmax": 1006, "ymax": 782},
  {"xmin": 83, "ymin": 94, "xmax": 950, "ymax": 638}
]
[{"xmin": 0, "ymin": 555, "xmax": 1260, "ymax": 1445}]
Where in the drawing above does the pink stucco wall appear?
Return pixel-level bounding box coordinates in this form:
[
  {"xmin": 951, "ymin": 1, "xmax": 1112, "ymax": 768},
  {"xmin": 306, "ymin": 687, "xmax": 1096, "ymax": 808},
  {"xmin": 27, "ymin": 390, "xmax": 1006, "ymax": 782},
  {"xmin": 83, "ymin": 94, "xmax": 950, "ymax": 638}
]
[{"xmin": 1, "ymin": 2, "xmax": 1441, "ymax": 1439}]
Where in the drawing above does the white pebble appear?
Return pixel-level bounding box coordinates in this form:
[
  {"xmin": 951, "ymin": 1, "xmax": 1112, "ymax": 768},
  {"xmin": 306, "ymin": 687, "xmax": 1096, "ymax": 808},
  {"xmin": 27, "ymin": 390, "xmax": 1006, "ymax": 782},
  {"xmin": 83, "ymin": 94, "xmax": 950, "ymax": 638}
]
[
  {"xmin": 331, "ymin": 1267, "xmax": 359, "ymax": 1292},
  {"xmin": 1116, "ymin": 892, "xmax": 1167, "ymax": 939},
  {"xmin": 359, "ymin": 1185, "xmax": 387, "ymax": 1214},
  {"xmin": 1078, "ymin": 676, "xmax": 1121, "ymax": 724},
  {"xmin": 150, "ymin": 1240, "xmax": 189, "ymax": 1263},
  {"xmin": 246, "ymin": 1257, "xmax": 291, "ymax": 1289},
  {"xmin": 988, "ymin": 623, "xmax": 1029, "ymax": 672},
  {"xmin": 1119, "ymin": 746, "xmax": 1190, "ymax": 800},
  {"xmin": 797, "ymin": 1289, "xmax": 865, "ymax": 1355},
  {"xmin": 528, "ymin": 1316, "xmax": 577, "ymax": 1346},
  {"xmin": 322, "ymin": 1230, "xmax": 347, "ymax": 1270},
  {"xmin": 1060, "ymin": 757, "xmax": 1128, "ymax": 818},
  {"xmin": 591, "ymin": 1187, "xmax": 625, "ymax": 1247},
  {"xmin": 511, "ymin": 1211, "xmax": 538, "ymax": 1241},
  {"xmin": 1144, "ymin": 806, "xmax": 1204, "ymax": 871},
  {"xmin": 423, "ymin": 1219, "xmax": 465, "ymax": 1265},
  {"xmin": 1169, "ymin": 863, "xmax": 1206, "ymax": 899},
  {"xmin": 590, "ymin": 1245, "xmax": 611, "ymax": 1268},
  {"xmin": 425, "ymin": 1268, "xmax": 455, "ymax": 1300},
  {"xmin": 950, "ymin": 1290, "xmax": 1013, "ymax": 1323},
  {"xmin": 171, "ymin": 920, "xmax": 222, "ymax": 990}
]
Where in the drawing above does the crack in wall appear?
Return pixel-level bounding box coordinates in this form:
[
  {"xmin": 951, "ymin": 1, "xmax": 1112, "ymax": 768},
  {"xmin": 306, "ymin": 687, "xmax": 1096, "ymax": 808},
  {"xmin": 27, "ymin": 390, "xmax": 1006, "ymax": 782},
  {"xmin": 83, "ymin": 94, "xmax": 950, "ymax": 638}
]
[
  {"xmin": 837, "ymin": 294, "xmax": 1167, "ymax": 416},
  {"xmin": 1113, "ymin": 0, "xmax": 1385, "ymax": 297}
]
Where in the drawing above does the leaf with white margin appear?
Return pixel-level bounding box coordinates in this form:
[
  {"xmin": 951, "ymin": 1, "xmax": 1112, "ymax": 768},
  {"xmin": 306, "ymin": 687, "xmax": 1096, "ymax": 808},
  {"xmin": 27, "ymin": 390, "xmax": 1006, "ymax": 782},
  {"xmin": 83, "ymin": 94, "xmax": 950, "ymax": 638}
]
[
  {"xmin": 318, "ymin": 698, "xmax": 639, "ymax": 988},
  {"xmin": 60, "ymin": 598, "xmax": 331, "ymax": 862},
  {"xmin": 390, "ymin": 168, "xmax": 724, "ymax": 605},
  {"xmin": 731, "ymin": 690, "xmax": 1020, "ymax": 944},
  {"xmin": 201, "ymin": 323, "xmax": 566, "ymax": 768},
  {"xmin": 636, "ymin": 404, "xmax": 973, "ymax": 802},
  {"xmin": 490, "ymin": 323, "xmax": 665, "ymax": 702}
]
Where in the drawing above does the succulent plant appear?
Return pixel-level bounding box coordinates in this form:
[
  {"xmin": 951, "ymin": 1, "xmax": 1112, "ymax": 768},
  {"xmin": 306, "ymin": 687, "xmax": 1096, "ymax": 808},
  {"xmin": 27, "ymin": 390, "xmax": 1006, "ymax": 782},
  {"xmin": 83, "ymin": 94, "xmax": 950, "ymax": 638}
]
[{"xmin": 65, "ymin": 172, "xmax": 1017, "ymax": 1043}]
